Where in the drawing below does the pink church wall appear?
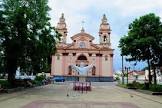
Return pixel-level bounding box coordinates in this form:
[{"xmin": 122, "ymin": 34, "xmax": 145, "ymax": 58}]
[
  {"xmin": 51, "ymin": 56, "xmax": 55, "ymax": 76},
  {"xmin": 99, "ymin": 57, "xmax": 102, "ymax": 76},
  {"xmin": 62, "ymin": 56, "xmax": 66, "ymax": 75},
  {"xmin": 96, "ymin": 56, "xmax": 99, "ymax": 76}
]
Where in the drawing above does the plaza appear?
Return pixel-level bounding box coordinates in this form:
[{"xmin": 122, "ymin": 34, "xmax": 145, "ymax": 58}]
[
  {"xmin": 1, "ymin": 0, "xmax": 162, "ymax": 108},
  {"xmin": 0, "ymin": 82, "xmax": 162, "ymax": 108}
]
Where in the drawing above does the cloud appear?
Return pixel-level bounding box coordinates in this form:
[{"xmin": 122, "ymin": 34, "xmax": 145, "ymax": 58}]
[{"xmin": 112, "ymin": 0, "xmax": 162, "ymax": 17}]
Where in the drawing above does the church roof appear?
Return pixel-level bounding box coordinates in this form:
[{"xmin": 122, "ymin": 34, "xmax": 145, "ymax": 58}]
[{"xmin": 71, "ymin": 28, "xmax": 94, "ymax": 40}]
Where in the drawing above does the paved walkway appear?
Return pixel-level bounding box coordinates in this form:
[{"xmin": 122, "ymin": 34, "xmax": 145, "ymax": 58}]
[{"xmin": 0, "ymin": 82, "xmax": 162, "ymax": 108}]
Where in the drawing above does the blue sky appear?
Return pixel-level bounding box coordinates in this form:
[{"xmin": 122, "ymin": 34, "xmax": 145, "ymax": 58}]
[{"xmin": 48, "ymin": 0, "xmax": 162, "ymax": 72}]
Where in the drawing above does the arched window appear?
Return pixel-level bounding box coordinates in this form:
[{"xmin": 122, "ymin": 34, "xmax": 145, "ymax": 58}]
[
  {"xmin": 77, "ymin": 55, "xmax": 87, "ymax": 60},
  {"xmin": 103, "ymin": 35, "xmax": 107, "ymax": 42}
]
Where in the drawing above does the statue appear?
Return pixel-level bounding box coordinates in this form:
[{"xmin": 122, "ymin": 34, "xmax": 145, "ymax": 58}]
[
  {"xmin": 145, "ymin": 69, "xmax": 149, "ymax": 80},
  {"xmin": 16, "ymin": 67, "xmax": 21, "ymax": 77},
  {"xmin": 15, "ymin": 67, "xmax": 35, "ymax": 80},
  {"xmin": 71, "ymin": 62, "xmax": 94, "ymax": 75}
]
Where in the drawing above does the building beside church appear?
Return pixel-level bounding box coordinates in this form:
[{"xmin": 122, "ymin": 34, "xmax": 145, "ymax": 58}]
[{"xmin": 51, "ymin": 14, "xmax": 114, "ymax": 81}]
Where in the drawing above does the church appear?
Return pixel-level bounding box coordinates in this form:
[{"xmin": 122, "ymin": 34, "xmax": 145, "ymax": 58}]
[{"xmin": 51, "ymin": 14, "xmax": 114, "ymax": 81}]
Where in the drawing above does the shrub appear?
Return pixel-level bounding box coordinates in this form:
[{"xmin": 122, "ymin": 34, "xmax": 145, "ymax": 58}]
[
  {"xmin": 149, "ymin": 85, "xmax": 162, "ymax": 92},
  {"xmin": 34, "ymin": 75, "xmax": 46, "ymax": 86},
  {"xmin": 119, "ymin": 80, "xmax": 162, "ymax": 92},
  {"xmin": 35, "ymin": 75, "xmax": 46, "ymax": 82},
  {"xmin": 127, "ymin": 83, "xmax": 133, "ymax": 87},
  {"xmin": 31, "ymin": 80, "xmax": 42, "ymax": 86},
  {"xmin": 0, "ymin": 80, "xmax": 10, "ymax": 89},
  {"xmin": 115, "ymin": 76, "xmax": 120, "ymax": 81},
  {"xmin": 132, "ymin": 81, "xmax": 141, "ymax": 88},
  {"xmin": 126, "ymin": 81, "xmax": 144, "ymax": 89}
]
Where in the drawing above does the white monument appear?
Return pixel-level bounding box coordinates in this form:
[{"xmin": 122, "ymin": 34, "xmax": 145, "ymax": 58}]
[
  {"xmin": 71, "ymin": 62, "xmax": 94, "ymax": 81},
  {"xmin": 71, "ymin": 62, "xmax": 93, "ymax": 76},
  {"xmin": 15, "ymin": 67, "xmax": 35, "ymax": 80},
  {"xmin": 145, "ymin": 70, "xmax": 149, "ymax": 80}
]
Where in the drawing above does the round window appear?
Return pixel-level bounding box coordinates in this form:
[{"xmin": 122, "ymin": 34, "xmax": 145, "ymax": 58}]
[{"xmin": 79, "ymin": 41, "xmax": 86, "ymax": 48}]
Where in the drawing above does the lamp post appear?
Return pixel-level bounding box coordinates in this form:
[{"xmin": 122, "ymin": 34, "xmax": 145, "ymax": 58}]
[
  {"xmin": 125, "ymin": 66, "xmax": 130, "ymax": 85},
  {"xmin": 121, "ymin": 54, "xmax": 124, "ymax": 84}
]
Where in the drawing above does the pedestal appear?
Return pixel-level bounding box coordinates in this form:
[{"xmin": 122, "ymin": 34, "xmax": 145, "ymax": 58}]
[{"xmin": 79, "ymin": 76, "xmax": 86, "ymax": 82}]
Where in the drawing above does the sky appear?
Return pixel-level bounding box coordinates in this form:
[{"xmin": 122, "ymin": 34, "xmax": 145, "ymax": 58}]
[{"xmin": 48, "ymin": 0, "xmax": 162, "ymax": 72}]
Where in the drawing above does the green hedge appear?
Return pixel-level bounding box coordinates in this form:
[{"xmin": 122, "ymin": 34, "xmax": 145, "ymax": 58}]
[
  {"xmin": 35, "ymin": 75, "xmax": 46, "ymax": 82},
  {"xmin": 149, "ymin": 85, "xmax": 162, "ymax": 92},
  {"xmin": 33, "ymin": 75, "xmax": 46, "ymax": 86},
  {"xmin": 118, "ymin": 81, "xmax": 162, "ymax": 92},
  {"xmin": 0, "ymin": 80, "xmax": 10, "ymax": 89}
]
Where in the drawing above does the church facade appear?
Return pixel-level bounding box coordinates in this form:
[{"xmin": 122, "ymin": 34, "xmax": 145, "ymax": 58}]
[{"xmin": 51, "ymin": 14, "xmax": 114, "ymax": 81}]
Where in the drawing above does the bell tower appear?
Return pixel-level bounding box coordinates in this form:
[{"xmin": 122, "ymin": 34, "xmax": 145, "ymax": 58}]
[
  {"xmin": 99, "ymin": 14, "xmax": 111, "ymax": 46},
  {"xmin": 56, "ymin": 13, "xmax": 67, "ymax": 43}
]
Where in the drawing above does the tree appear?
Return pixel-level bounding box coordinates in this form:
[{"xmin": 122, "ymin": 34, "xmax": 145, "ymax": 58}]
[
  {"xmin": 0, "ymin": 0, "xmax": 60, "ymax": 86},
  {"xmin": 119, "ymin": 13, "xmax": 162, "ymax": 85},
  {"xmin": 0, "ymin": 5, "xmax": 5, "ymax": 76}
]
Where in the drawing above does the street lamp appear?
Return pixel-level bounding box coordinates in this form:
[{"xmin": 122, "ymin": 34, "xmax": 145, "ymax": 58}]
[
  {"xmin": 125, "ymin": 66, "xmax": 130, "ymax": 85},
  {"xmin": 121, "ymin": 54, "xmax": 124, "ymax": 84}
]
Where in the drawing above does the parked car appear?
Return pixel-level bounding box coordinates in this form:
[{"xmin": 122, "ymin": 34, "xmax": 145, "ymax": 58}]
[{"xmin": 52, "ymin": 76, "xmax": 65, "ymax": 82}]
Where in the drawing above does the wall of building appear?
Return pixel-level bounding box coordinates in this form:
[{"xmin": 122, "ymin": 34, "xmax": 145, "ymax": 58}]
[
  {"xmin": 51, "ymin": 55, "xmax": 62, "ymax": 75},
  {"xmin": 100, "ymin": 54, "xmax": 113, "ymax": 76},
  {"xmin": 101, "ymin": 55, "xmax": 109, "ymax": 76},
  {"xmin": 52, "ymin": 53, "xmax": 113, "ymax": 77}
]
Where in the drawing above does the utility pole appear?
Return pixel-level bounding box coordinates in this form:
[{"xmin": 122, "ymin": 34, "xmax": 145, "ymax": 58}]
[
  {"xmin": 125, "ymin": 66, "xmax": 130, "ymax": 85},
  {"xmin": 121, "ymin": 55, "xmax": 124, "ymax": 84}
]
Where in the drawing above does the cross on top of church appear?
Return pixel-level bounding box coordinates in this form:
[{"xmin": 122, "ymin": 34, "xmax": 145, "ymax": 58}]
[{"xmin": 81, "ymin": 20, "xmax": 85, "ymax": 32}]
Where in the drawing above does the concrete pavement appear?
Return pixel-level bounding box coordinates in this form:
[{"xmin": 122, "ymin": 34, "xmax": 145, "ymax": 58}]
[{"xmin": 0, "ymin": 82, "xmax": 161, "ymax": 108}]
